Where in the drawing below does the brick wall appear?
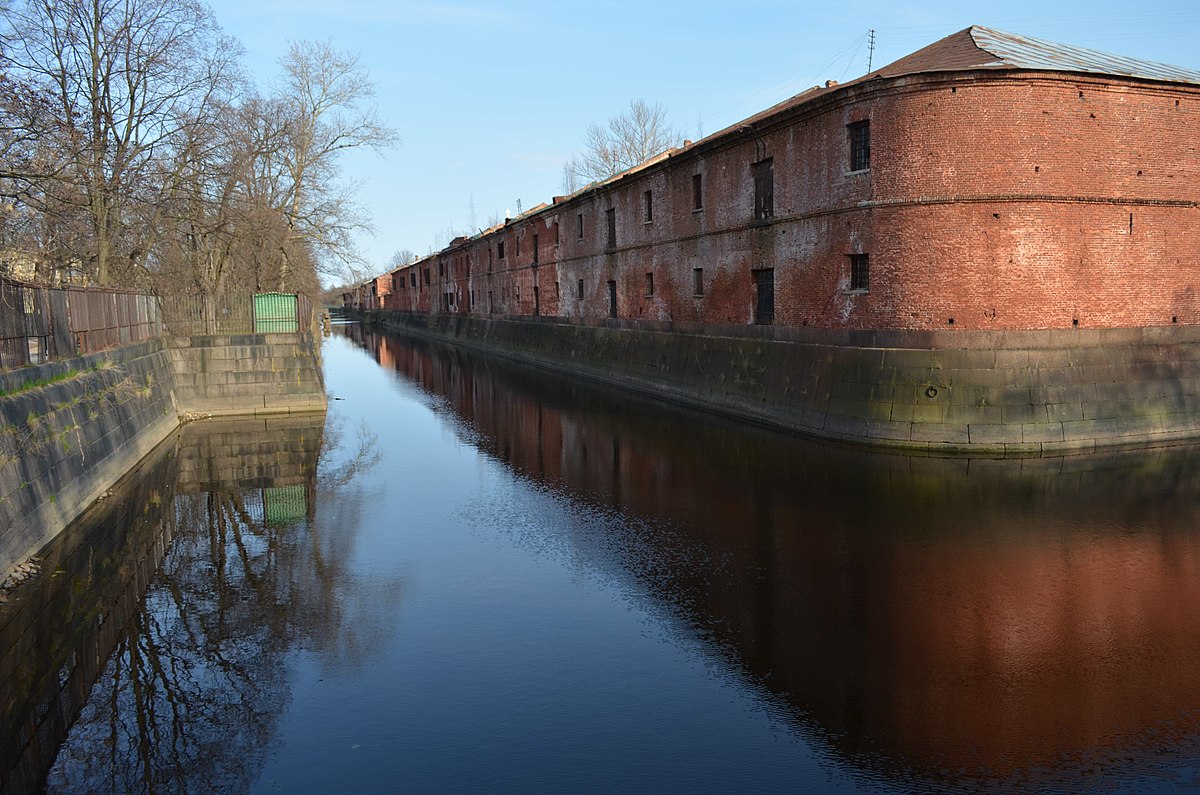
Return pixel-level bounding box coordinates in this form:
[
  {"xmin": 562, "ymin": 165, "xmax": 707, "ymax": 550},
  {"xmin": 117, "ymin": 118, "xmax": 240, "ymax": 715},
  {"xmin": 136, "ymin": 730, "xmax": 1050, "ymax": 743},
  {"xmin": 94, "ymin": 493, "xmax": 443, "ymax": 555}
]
[{"xmin": 371, "ymin": 69, "xmax": 1198, "ymax": 333}]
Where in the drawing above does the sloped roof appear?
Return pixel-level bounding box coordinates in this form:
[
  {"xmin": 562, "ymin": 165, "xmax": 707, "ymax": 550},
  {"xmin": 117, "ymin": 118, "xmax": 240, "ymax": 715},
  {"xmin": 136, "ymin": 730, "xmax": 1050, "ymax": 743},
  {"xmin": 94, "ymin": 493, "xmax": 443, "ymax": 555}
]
[{"xmin": 873, "ymin": 25, "xmax": 1200, "ymax": 86}]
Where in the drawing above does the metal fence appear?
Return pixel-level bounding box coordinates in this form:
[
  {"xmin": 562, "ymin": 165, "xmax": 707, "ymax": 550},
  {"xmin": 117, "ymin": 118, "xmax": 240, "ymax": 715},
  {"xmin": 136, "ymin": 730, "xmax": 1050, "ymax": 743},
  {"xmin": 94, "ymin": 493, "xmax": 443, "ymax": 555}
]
[
  {"xmin": 161, "ymin": 292, "xmax": 314, "ymax": 337},
  {"xmin": 0, "ymin": 277, "xmax": 164, "ymax": 370},
  {"xmin": 1, "ymin": 275, "xmax": 315, "ymax": 371}
]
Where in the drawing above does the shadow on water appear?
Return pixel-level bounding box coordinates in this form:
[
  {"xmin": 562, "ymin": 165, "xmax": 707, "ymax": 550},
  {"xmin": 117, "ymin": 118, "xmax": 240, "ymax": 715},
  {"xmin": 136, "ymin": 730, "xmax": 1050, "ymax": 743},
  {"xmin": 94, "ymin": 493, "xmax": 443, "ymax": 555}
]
[
  {"xmin": 0, "ymin": 412, "xmax": 394, "ymax": 794},
  {"xmin": 346, "ymin": 322, "xmax": 1200, "ymax": 792}
]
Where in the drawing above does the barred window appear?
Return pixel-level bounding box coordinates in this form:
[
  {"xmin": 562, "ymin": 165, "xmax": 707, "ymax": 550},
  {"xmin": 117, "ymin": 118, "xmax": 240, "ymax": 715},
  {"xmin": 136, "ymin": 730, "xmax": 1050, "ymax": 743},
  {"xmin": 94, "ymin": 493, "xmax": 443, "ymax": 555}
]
[{"xmin": 849, "ymin": 121, "xmax": 870, "ymax": 171}]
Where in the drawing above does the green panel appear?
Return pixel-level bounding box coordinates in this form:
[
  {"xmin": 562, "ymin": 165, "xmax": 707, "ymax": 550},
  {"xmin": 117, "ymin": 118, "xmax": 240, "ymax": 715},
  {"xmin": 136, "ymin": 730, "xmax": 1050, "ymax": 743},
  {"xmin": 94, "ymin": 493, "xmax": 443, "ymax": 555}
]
[
  {"xmin": 254, "ymin": 292, "xmax": 299, "ymax": 333},
  {"xmin": 264, "ymin": 485, "xmax": 307, "ymax": 527}
]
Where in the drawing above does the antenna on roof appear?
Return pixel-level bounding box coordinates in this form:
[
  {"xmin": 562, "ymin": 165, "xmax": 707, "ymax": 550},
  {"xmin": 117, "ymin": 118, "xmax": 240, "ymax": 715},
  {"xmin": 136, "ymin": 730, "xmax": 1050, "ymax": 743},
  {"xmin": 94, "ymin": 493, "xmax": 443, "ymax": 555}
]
[{"xmin": 867, "ymin": 29, "xmax": 876, "ymax": 72}]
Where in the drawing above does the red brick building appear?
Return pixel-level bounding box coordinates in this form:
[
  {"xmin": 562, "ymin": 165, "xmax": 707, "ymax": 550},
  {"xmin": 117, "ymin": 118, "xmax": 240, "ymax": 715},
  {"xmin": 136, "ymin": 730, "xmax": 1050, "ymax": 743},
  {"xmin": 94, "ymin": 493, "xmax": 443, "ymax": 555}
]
[{"xmin": 366, "ymin": 26, "xmax": 1199, "ymax": 333}]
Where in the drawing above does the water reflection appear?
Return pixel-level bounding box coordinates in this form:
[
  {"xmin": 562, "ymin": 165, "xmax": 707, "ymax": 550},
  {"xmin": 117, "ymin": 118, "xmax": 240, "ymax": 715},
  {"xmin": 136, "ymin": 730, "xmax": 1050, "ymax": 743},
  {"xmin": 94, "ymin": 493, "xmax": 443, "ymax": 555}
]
[
  {"xmin": 347, "ymin": 323, "xmax": 1200, "ymax": 791},
  {"xmin": 0, "ymin": 412, "xmax": 396, "ymax": 794}
]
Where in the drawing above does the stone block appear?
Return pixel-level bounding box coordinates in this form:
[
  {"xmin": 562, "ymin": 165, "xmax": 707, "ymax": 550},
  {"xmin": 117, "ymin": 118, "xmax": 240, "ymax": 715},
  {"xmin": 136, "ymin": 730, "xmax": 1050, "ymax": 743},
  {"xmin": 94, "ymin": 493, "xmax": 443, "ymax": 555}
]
[
  {"xmin": 1022, "ymin": 422, "xmax": 1065, "ymax": 443},
  {"xmin": 968, "ymin": 423, "xmax": 1016, "ymax": 444},
  {"xmin": 909, "ymin": 422, "xmax": 971, "ymax": 445}
]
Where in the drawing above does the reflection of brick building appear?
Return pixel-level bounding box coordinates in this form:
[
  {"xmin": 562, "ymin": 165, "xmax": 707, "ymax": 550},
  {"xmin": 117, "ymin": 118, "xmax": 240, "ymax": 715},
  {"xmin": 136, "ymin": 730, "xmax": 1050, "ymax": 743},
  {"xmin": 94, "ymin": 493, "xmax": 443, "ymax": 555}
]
[
  {"xmin": 352, "ymin": 325, "xmax": 1200, "ymax": 787},
  {"xmin": 367, "ymin": 27, "xmax": 1199, "ymax": 332}
]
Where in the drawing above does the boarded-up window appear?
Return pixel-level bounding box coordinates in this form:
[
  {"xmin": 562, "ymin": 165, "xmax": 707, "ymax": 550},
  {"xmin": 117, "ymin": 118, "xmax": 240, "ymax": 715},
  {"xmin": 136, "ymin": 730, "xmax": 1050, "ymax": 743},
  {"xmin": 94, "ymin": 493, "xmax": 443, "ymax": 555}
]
[{"xmin": 606, "ymin": 208, "xmax": 616, "ymax": 249}]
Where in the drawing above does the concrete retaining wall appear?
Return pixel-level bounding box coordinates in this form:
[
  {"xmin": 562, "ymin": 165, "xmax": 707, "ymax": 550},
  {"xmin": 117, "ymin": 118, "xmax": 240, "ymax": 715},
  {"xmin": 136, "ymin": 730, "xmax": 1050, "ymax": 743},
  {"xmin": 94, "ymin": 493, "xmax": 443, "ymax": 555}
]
[
  {"xmin": 0, "ymin": 333, "xmax": 325, "ymax": 579},
  {"xmin": 171, "ymin": 332, "xmax": 326, "ymax": 417},
  {"xmin": 0, "ymin": 340, "xmax": 179, "ymax": 579},
  {"xmin": 373, "ymin": 311, "xmax": 1200, "ymax": 455}
]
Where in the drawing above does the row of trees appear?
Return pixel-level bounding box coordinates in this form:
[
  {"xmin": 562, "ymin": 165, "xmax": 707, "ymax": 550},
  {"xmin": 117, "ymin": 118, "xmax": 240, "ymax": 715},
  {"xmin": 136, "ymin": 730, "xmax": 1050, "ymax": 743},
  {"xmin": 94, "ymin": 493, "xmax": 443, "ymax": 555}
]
[{"xmin": 0, "ymin": 0, "xmax": 394, "ymax": 306}]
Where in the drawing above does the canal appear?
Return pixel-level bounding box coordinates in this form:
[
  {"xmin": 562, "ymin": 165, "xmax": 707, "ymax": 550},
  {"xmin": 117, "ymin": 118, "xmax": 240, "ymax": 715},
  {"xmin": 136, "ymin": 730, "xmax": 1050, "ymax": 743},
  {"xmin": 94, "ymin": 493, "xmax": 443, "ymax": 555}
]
[{"xmin": 6, "ymin": 321, "xmax": 1200, "ymax": 793}]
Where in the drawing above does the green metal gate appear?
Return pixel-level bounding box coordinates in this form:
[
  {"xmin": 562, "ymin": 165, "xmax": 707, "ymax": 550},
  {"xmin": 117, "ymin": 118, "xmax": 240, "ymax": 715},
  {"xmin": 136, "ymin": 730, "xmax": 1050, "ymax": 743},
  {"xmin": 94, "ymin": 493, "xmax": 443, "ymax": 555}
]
[{"xmin": 253, "ymin": 292, "xmax": 299, "ymax": 333}]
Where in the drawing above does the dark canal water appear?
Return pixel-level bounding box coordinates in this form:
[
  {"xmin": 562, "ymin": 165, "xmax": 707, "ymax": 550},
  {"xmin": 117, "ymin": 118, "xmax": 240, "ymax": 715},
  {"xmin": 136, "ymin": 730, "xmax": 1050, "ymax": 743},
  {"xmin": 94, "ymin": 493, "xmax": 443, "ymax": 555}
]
[{"xmin": 6, "ymin": 322, "xmax": 1200, "ymax": 793}]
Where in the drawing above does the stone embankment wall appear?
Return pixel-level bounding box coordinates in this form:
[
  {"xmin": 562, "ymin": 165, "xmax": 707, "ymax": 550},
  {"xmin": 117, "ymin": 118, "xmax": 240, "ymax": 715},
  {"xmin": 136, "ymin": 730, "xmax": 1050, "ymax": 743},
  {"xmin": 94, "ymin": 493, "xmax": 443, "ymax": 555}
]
[
  {"xmin": 374, "ymin": 311, "xmax": 1200, "ymax": 455},
  {"xmin": 0, "ymin": 334, "xmax": 325, "ymax": 578},
  {"xmin": 171, "ymin": 333, "xmax": 326, "ymax": 417}
]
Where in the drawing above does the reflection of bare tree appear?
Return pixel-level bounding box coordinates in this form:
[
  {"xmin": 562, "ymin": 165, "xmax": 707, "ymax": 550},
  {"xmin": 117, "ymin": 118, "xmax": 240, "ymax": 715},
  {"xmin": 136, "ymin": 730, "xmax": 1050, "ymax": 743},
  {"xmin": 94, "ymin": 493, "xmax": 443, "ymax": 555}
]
[{"xmin": 43, "ymin": 417, "xmax": 399, "ymax": 794}]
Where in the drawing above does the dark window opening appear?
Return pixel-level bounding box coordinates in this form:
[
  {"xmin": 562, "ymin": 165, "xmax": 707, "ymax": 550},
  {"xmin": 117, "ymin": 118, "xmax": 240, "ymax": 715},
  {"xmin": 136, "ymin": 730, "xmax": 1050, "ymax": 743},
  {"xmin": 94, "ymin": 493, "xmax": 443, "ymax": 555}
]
[
  {"xmin": 645, "ymin": 272, "xmax": 654, "ymax": 296},
  {"xmin": 423, "ymin": 268, "xmax": 430, "ymax": 286},
  {"xmin": 607, "ymin": 280, "xmax": 617, "ymax": 318},
  {"xmin": 577, "ymin": 213, "xmax": 584, "ymax": 239},
  {"xmin": 578, "ymin": 279, "xmax": 584, "ymax": 300},
  {"xmin": 692, "ymin": 173, "xmax": 703, "ymax": 210},
  {"xmin": 410, "ymin": 272, "xmax": 417, "ymax": 287},
  {"xmin": 849, "ymin": 120, "xmax": 870, "ymax": 171},
  {"xmin": 554, "ymin": 222, "xmax": 560, "ymax": 245},
  {"xmin": 606, "ymin": 208, "xmax": 616, "ymax": 249},
  {"xmin": 693, "ymin": 267, "xmax": 704, "ymax": 296},
  {"xmin": 533, "ymin": 234, "xmax": 539, "ymax": 263},
  {"xmin": 850, "ymin": 253, "xmax": 870, "ymax": 291},
  {"xmin": 753, "ymin": 158, "xmax": 774, "ymax": 221},
  {"xmin": 753, "ymin": 268, "xmax": 775, "ymax": 325},
  {"xmin": 498, "ymin": 240, "xmax": 505, "ymax": 259},
  {"xmin": 643, "ymin": 190, "xmax": 653, "ymax": 223},
  {"xmin": 438, "ymin": 262, "xmax": 444, "ymax": 277}
]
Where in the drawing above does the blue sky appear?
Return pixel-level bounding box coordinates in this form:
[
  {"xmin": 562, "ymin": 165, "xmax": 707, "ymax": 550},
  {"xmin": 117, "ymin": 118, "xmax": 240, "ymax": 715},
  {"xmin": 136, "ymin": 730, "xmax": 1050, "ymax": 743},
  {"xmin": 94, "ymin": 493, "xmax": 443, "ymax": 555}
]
[{"xmin": 203, "ymin": 0, "xmax": 1198, "ymax": 282}]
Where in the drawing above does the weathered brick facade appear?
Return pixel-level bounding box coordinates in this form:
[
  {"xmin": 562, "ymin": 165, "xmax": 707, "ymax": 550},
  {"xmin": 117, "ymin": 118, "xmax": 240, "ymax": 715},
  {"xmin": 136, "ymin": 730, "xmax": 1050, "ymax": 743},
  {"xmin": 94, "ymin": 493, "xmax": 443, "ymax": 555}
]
[{"xmin": 370, "ymin": 27, "xmax": 1199, "ymax": 334}]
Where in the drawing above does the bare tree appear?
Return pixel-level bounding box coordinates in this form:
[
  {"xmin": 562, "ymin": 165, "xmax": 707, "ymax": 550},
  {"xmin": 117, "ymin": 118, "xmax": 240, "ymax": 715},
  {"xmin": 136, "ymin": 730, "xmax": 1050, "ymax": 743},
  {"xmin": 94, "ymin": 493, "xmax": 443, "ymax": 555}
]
[
  {"xmin": 271, "ymin": 39, "xmax": 397, "ymax": 289},
  {"xmin": 1, "ymin": 0, "xmax": 240, "ymax": 285},
  {"xmin": 388, "ymin": 249, "xmax": 416, "ymax": 269},
  {"xmin": 563, "ymin": 99, "xmax": 685, "ymax": 189}
]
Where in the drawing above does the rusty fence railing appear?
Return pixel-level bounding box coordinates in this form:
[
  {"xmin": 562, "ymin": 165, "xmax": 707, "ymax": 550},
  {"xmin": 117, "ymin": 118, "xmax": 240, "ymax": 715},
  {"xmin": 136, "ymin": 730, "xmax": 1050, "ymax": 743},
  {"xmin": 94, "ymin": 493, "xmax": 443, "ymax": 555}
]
[
  {"xmin": 2, "ymin": 276, "xmax": 316, "ymax": 372},
  {"xmin": 0, "ymin": 277, "xmax": 165, "ymax": 371}
]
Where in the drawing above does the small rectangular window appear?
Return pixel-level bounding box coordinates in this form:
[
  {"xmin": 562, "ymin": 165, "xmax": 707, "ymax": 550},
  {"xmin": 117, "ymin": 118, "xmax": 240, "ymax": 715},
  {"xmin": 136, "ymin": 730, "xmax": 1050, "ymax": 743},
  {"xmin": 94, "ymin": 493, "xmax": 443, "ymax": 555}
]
[
  {"xmin": 645, "ymin": 272, "xmax": 654, "ymax": 296},
  {"xmin": 498, "ymin": 240, "xmax": 505, "ymax": 259},
  {"xmin": 692, "ymin": 173, "xmax": 703, "ymax": 210},
  {"xmin": 410, "ymin": 272, "xmax": 416, "ymax": 287},
  {"xmin": 533, "ymin": 234, "xmax": 539, "ymax": 263},
  {"xmin": 554, "ymin": 222, "xmax": 560, "ymax": 245},
  {"xmin": 438, "ymin": 262, "xmax": 444, "ymax": 277},
  {"xmin": 606, "ymin": 208, "xmax": 616, "ymax": 249},
  {"xmin": 516, "ymin": 235, "xmax": 521, "ymax": 257},
  {"xmin": 423, "ymin": 268, "xmax": 430, "ymax": 285},
  {"xmin": 849, "ymin": 120, "xmax": 870, "ymax": 171},
  {"xmin": 643, "ymin": 190, "xmax": 653, "ymax": 223},
  {"xmin": 693, "ymin": 267, "xmax": 704, "ymax": 296},
  {"xmin": 753, "ymin": 158, "xmax": 774, "ymax": 221},
  {"xmin": 577, "ymin": 279, "xmax": 584, "ymax": 300},
  {"xmin": 850, "ymin": 253, "xmax": 870, "ymax": 291},
  {"xmin": 577, "ymin": 213, "xmax": 584, "ymax": 239}
]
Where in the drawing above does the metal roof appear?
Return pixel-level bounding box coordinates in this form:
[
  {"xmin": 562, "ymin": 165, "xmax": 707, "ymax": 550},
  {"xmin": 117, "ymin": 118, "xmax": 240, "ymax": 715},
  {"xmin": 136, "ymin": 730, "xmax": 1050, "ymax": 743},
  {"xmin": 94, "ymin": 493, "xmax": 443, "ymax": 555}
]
[
  {"xmin": 970, "ymin": 26, "xmax": 1200, "ymax": 86},
  {"xmin": 875, "ymin": 25, "xmax": 1200, "ymax": 87}
]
